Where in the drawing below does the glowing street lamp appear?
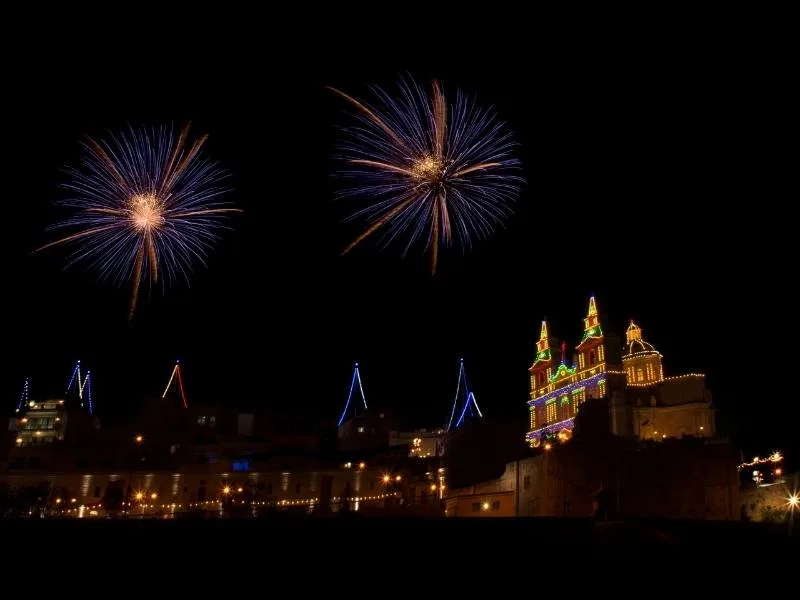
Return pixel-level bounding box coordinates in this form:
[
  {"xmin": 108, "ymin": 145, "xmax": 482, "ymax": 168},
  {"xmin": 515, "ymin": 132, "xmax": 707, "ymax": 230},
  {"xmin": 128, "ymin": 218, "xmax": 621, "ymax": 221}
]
[
  {"xmin": 135, "ymin": 435, "xmax": 143, "ymax": 443},
  {"xmin": 382, "ymin": 474, "xmax": 391, "ymax": 483},
  {"xmin": 150, "ymin": 492, "xmax": 157, "ymax": 500},
  {"xmin": 135, "ymin": 492, "xmax": 144, "ymax": 501},
  {"xmin": 222, "ymin": 486, "xmax": 231, "ymax": 495}
]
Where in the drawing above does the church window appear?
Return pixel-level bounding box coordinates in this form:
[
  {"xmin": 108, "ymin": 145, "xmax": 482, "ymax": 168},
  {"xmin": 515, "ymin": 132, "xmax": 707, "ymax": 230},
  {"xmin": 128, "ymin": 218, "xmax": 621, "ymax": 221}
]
[
  {"xmin": 546, "ymin": 400, "xmax": 556, "ymax": 423},
  {"xmin": 572, "ymin": 388, "xmax": 585, "ymax": 414},
  {"xmin": 578, "ymin": 353, "xmax": 585, "ymax": 369},
  {"xmin": 598, "ymin": 345, "xmax": 605, "ymax": 362},
  {"xmin": 636, "ymin": 368, "xmax": 644, "ymax": 382},
  {"xmin": 646, "ymin": 363, "xmax": 654, "ymax": 380}
]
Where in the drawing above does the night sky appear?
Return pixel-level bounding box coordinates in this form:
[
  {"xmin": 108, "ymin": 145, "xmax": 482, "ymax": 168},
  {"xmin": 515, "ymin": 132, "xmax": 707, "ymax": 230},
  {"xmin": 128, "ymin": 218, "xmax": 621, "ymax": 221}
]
[{"xmin": 4, "ymin": 25, "xmax": 794, "ymax": 458}]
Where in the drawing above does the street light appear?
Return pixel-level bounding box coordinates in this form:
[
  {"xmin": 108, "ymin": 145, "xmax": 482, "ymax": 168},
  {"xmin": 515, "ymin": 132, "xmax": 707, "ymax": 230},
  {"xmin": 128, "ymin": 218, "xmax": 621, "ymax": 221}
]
[
  {"xmin": 788, "ymin": 493, "xmax": 799, "ymax": 538},
  {"xmin": 135, "ymin": 435, "xmax": 143, "ymax": 443},
  {"xmin": 395, "ymin": 475, "xmax": 402, "ymax": 482},
  {"xmin": 382, "ymin": 474, "xmax": 391, "ymax": 483},
  {"xmin": 544, "ymin": 443, "xmax": 552, "ymax": 451},
  {"xmin": 135, "ymin": 492, "xmax": 144, "ymax": 501},
  {"xmin": 222, "ymin": 486, "xmax": 231, "ymax": 495},
  {"xmin": 150, "ymin": 492, "xmax": 157, "ymax": 500}
]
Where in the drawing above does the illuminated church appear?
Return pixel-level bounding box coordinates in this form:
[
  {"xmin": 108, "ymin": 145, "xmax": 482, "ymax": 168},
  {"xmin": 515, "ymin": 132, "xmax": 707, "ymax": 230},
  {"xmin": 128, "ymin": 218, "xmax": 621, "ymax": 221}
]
[{"xmin": 526, "ymin": 297, "xmax": 715, "ymax": 447}]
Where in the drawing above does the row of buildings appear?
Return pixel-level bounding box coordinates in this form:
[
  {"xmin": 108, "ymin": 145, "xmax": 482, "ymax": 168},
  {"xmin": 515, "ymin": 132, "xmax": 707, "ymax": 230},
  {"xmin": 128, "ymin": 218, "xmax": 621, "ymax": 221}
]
[{"xmin": 3, "ymin": 295, "xmax": 782, "ymax": 522}]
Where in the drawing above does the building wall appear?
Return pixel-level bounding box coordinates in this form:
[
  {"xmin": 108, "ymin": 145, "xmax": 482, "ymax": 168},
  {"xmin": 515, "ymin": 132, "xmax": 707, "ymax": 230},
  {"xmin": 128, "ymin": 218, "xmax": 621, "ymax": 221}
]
[
  {"xmin": 633, "ymin": 403, "xmax": 714, "ymax": 440},
  {"xmin": 0, "ymin": 467, "xmax": 397, "ymax": 513},
  {"xmin": 445, "ymin": 461, "xmax": 516, "ymax": 517},
  {"xmin": 445, "ymin": 491, "xmax": 515, "ymax": 517},
  {"xmin": 740, "ymin": 478, "xmax": 796, "ymax": 522},
  {"xmin": 389, "ymin": 430, "xmax": 443, "ymax": 458},
  {"xmin": 450, "ymin": 439, "xmax": 739, "ymax": 520}
]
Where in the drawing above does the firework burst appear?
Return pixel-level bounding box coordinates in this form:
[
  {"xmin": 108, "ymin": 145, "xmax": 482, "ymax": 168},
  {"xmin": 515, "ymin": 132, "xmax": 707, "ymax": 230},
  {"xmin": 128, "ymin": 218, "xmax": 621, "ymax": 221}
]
[
  {"xmin": 330, "ymin": 77, "xmax": 522, "ymax": 273},
  {"xmin": 37, "ymin": 123, "xmax": 238, "ymax": 320}
]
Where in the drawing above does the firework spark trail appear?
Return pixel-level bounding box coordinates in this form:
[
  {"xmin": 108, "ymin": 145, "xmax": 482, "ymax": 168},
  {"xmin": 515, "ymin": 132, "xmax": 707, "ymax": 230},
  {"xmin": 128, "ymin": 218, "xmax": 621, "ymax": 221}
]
[
  {"xmin": 36, "ymin": 123, "xmax": 239, "ymax": 319},
  {"xmin": 330, "ymin": 77, "xmax": 522, "ymax": 273}
]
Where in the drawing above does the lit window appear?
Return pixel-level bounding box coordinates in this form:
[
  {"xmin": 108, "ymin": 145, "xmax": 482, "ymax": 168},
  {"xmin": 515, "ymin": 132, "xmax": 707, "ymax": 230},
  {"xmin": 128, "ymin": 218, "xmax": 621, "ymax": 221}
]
[
  {"xmin": 197, "ymin": 416, "xmax": 206, "ymax": 425},
  {"xmin": 546, "ymin": 400, "xmax": 556, "ymax": 423},
  {"xmin": 578, "ymin": 353, "xmax": 585, "ymax": 369},
  {"xmin": 636, "ymin": 368, "xmax": 644, "ymax": 382},
  {"xmin": 559, "ymin": 396, "xmax": 569, "ymax": 420},
  {"xmin": 357, "ymin": 426, "xmax": 365, "ymax": 433},
  {"xmin": 598, "ymin": 345, "xmax": 605, "ymax": 362},
  {"xmin": 572, "ymin": 388, "xmax": 585, "ymax": 414}
]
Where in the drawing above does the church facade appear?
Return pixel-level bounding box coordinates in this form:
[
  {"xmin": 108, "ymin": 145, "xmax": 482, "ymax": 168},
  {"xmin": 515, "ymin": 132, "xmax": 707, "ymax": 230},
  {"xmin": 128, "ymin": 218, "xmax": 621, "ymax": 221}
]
[{"xmin": 526, "ymin": 297, "xmax": 715, "ymax": 447}]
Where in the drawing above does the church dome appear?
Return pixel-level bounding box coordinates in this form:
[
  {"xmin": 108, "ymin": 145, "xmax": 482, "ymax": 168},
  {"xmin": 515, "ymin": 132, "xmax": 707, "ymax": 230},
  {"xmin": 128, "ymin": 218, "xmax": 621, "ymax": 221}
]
[{"xmin": 623, "ymin": 321, "xmax": 660, "ymax": 358}]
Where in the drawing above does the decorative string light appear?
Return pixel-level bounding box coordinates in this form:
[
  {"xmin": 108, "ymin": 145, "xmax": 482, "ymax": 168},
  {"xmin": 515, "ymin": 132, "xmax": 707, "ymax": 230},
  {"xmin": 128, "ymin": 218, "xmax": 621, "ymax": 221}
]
[
  {"xmin": 528, "ymin": 371, "xmax": 606, "ymax": 407},
  {"xmin": 525, "ymin": 416, "xmax": 575, "ymax": 440},
  {"xmin": 82, "ymin": 371, "xmax": 94, "ymax": 414},
  {"xmin": 737, "ymin": 451, "xmax": 783, "ymax": 471},
  {"xmin": 65, "ymin": 359, "xmax": 83, "ymax": 401},
  {"xmin": 162, "ymin": 360, "xmax": 188, "ymax": 408},
  {"xmin": 337, "ymin": 362, "xmax": 369, "ymax": 426},
  {"xmin": 16, "ymin": 377, "xmax": 30, "ymax": 413},
  {"xmin": 548, "ymin": 362, "xmax": 577, "ymax": 383},
  {"xmin": 578, "ymin": 296, "xmax": 603, "ymax": 345},
  {"xmin": 626, "ymin": 374, "xmax": 705, "ymax": 388},
  {"xmin": 452, "ymin": 358, "xmax": 483, "ymax": 429},
  {"xmin": 531, "ymin": 321, "xmax": 552, "ymax": 366}
]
